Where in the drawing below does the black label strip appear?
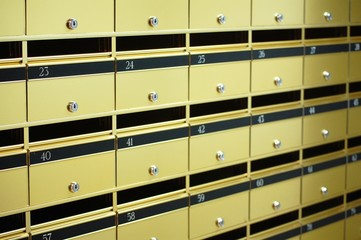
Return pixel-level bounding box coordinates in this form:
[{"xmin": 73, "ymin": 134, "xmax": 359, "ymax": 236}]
[
  {"xmin": 0, "ymin": 67, "xmax": 26, "ymax": 82},
  {"xmin": 348, "ymin": 152, "xmax": 361, "ymax": 163},
  {"xmin": 305, "ymin": 44, "xmax": 349, "ymax": 55},
  {"xmin": 28, "ymin": 61, "xmax": 114, "ymax": 80},
  {"xmin": 304, "ymin": 101, "xmax": 348, "ymax": 116},
  {"xmin": 118, "ymin": 197, "xmax": 188, "ymax": 225},
  {"xmin": 30, "ymin": 139, "xmax": 114, "ymax": 165},
  {"xmin": 253, "ymin": 47, "xmax": 304, "ymax": 59},
  {"xmin": 118, "ymin": 127, "xmax": 188, "ymax": 149},
  {"xmin": 32, "ymin": 216, "xmax": 115, "ymax": 240},
  {"xmin": 251, "ymin": 169, "xmax": 302, "ymax": 189},
  {"xmin": 301, "ymin": 212, "xmax": 345, "ymax": 233},
  {"xmin": 346, "ymin": 206, "xmax": 361, "ymax": 218},
  {"xmin": 0, "ymin": 154, "xmax": 26, "ymax": 170},
  {"xmin": 303, "ymin": 157, "xmax": 346, "ymax": 175},
  {"xmin": 117, "ymin": 55, "xmax": 188, "ymax": 72},
  {"xmin": 351, "ymin": 43, "xmax": 361, "ymax": 52},
  {"xmin": 350, "ymin": 98, "xmax": 361, "ymax": 108},
  {"xmin": 251, "ymin": 108, "xmax": 303, "ymax": 125},
  {"xmin": 266, "ymin": 227, "xmax": 301, "ymax": 240},
  {"xmin": 190, "ymin": 182, "xmax": 249, "ymax": 206},
  {"xmin": 191, "ymin": 51, "xmax": 251, "ymax": 65},
  {"xmin": 190, "ymin": 117, "xmax": 250, "ymax": 136}
]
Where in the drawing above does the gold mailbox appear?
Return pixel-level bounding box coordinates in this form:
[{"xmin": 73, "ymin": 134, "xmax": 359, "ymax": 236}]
[
  {"xmin": 346, "ymin": 206, "xmax": 361, "ymax": 240},
  {"xmin": 305, "ymin": 0, "xmax": 349, "ymax": 25},
  {"xmin": 0, "ymin": 0, "xmax": 25, "ymax": 37},
  {"xmin": 350, "ymin": 43, "xmax": 361, "ymax": 82},
  {"xmin": 347, "ymin": 152, "xmax": 361, "ymax": 191},
  {"xmin": 351, "ymin": 0, "xmax": 361, "ymax": 23},
  {"xmin": 349, "ymin": 98, "xmax": 361, "ymax": 136}
]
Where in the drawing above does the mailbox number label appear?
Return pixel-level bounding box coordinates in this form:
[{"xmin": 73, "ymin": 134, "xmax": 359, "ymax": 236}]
[
  {"xmin": 197, "ymin": 193, "xmax": 206, "ymax": 203},
  {"xmin": 125, "ymin": 61, "xmax": 134, "ymax": 70},
  {"xmin": 40, "ymin": 151, "xmax": 52, "ymax": 162},
  {"xmin": 126, "ymin": 137, "xmax": 134, "ymax": 147},
  {"xmin": 127, "ymin": 211, "xmax": 136, "ymax": 222},
  {"xmin": 39, "ymin": 66, "xmax": 50, "ymax": 77},
  {"xmin": 42, "ymin": 233, "xmax": 52, "ymax": 240},
  {"xmin": 197, "ymin": 55, "xmax": 206, "ymax": 64}
]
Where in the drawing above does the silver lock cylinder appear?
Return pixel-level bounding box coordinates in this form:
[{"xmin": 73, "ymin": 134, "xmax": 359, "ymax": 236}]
[
  {"xmin": 216, "ymin": 217, "xmax": 225, "ymax": 228},
  {"xmin": 274, "ymin": 76, "xmax": 283, "ymax": 86},
  {"xmin": 321, "ymin": 186, "xmax": 328, "ymax": 196},
  {"xmin": 324, "ymin": 12, "xmax": 333, "ymax": 22},
  {"xmin": 149, "ymin": 165, "xmax": 159, "ymax": 176},
  {"xmin": 150, "ymin": 238, "xmax": 158, "ymax": 240},
  {"xmin": 67, "ymin": 18, "xmax": 78, "ymax": 30},
  {"xmin": 274, "ymin": 13, "xmax": 284, "ymax": 23},
  {"xmin": 67, "ymin": 101, "xmax": 79, "ymax": 113},
  {"xmin": 149, "ymin": 16, "xmax": 159, "ymax": 27},
  {"xmin": 217, "ymin": 83, "xmax": 226, "ymax": 93},
  {"xmin": 321, "ymin": 129, "xmax": 329, "ymax": 139},
  {"xmin": 217, "ymin": 14, "xmax": 226, "ymax": 25},
  {"xmin": 272, "ymin": 201, "xmax": 281, "ymax": 210},
  {"xmin": 273, "ymin": 139, "xmax": 282, "ymax": 149},
  {"xmin": 148, "ymin": 91, "xmax": 159, "ymax": 102},
  {"xmin": 323, "ymin": 71, "xmax": 331, "ymax": 81},
  {"xmin": 216, "ymin": 151, "xmax": 225, "ymax": 161},
  {"xmin": 69, "ymin": 181, "xmax": 80, "ymax": 193}
]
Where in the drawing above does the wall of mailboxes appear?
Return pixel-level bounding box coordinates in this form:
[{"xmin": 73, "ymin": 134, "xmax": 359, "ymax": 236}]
[{"xmin": 1, "ymin": 0, "xmax": 361, "ymax": 239}]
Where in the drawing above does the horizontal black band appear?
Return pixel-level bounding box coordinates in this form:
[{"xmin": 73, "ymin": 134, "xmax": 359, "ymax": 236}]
[
  {"xmin": 117, "ymin": 55, "xmax": 188, "ymax": 72},
  {"xmin": 251, "ymin": 169, "xmax": 302, "ymax": 189},
  {"xmin": 351, "ymin": 43, "xmax": 361, "ymax": 52},
  {"xmin": 253, "ymin": 47, "xmax": 304, "ymax": 59},
  {"xmin": 30, "ymin": 139, "xmax": 114, "ymax": 165},
  {"xmin": 346, "ymin": 206, "xmax": 361, "ymax": 218},
  {"xmin": 350, "ymin": 98, "xmax": 361, "ymax": 108},
  {"xmin": 118, "ymin": 127, "xmax": 188, "ymax": 149},
  {"xmin": 28, "ymin": 61, "xmax": 114, "ymax": 79},
  {"xmin": 302, "ymin": 212, "xmax": 345, "ymax": 233},
  {"xmin": 190, "ymin": 117, "xmax": 250, "ymax": 136},
  {"xmin": 266, "ymin": 227, "xmax": 301, "ymax": 240},
  {"xmin": 118, "ymin": 197, "xmax": 188, "ymax": 225},
  {"xmin": 305, "ymin": 44, "xmax": 349, "ymax": 55},
  {"xmin": 252, "ymin": 108, "xmax": 303, "ymax": 125},
  {"xmin": 348, "ymin": 152, "xmax": 361, "ymax": 163},
  {"xmin": 190, "ymin": 182, "xmax": 249, "ymax": 205},
  {"xmin": 0, "ymin": 67, "xmax": 26, "ymax": 82},
  {"xmin": 0, "ymin": 154, "xmax": 26, "ymax": 170},
  {"xmin": 303, "ymin": 157, "xmax": 346, "ymax": 175},
  {"xmin": 304, "ymin": 101, "xmax": 348, "ymax": 116},
  {"xmin": 32, "ymin": 216, "xmax": 115, "ymax": 240},
  {"xmin": 191, "ymin": 51, "xmax": 251, "ymax": 65}
]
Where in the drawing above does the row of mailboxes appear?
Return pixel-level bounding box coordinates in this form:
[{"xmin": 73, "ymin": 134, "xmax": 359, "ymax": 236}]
[{"xmin": 0, "ymin": 0, "xmax": 359, "ymax": 37}]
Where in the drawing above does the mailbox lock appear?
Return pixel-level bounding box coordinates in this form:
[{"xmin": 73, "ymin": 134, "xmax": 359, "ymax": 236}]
[
  {"xmin": 149, "ymin": 165, "xmax": 159, "ymax": 176},
  {"xmin": 216, "ymin": 151, "xmax": 225, "ymax": 161},
  {"xmin": 275, "ymin": 13, "xmax": 284, "ymax": 23},
  {"xmin": 321, "ymin": 129, "xmax": 329, "ymax": 139},
  {"xmin": 67, "ymin": 101, "xmax": 79, "ymax": 113},
  {"xmin": 69, "ymin": 181, "xmax": 80, "ymax": 193},
  {"xmin": 149, "ymin": 16, "xmax": 159, "ymax": 27},
  {"xmin": 67, "ymin": 18, "xmax": 78, "ymax": 30},
  {"xmin": 272, "ymin": 201, "xmax": 281, "ymax": 210},
  {"xmin": 324, "ymin": 12, "xmax": 333, "ymax": 22},
  {"xmin": 323, "ymin": 71, "xmax": 331, "ymax": 81},
  {"xmin": 273, "ymin": 139, "xmax": 282, "ymax": 149},
  {"xmin": 321, "ymin": 186, "xmax": 328, "ymax": 196},
  {"xmin": 274, "ymin": 76, "xmax": 283, "ymax": 86},
  {"xmin": 216, "ymin": 217, "xmax": 225, "ymax": 228},
  {"xmin": 217, "ymin": 14, "xmax": 226, "ymax": 25},
  {"xmin": 150, "ymin": 238, "xmax": 158, "ymax": 240},
  {"xmin": 148, "ymin": 91, "xmax": 159, "ymax": 102},
  {"xmin": 217, "ymin": 83, "xmax": 226, "ymax": 93}
]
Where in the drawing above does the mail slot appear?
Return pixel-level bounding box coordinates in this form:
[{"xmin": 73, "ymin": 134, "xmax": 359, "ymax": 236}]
[
  {"xmin": 27, "ymin": 59, "xmax": 114, "ymax": 122},
  {"xmin": 190, "ymin": 116, "xmax": 250, "ymax": 171},
  {"xmin": 117, "ymin": 125, "xmax": 188, "ymax": 187},
  {"xmin": 116, "ymin": 0, "xmax": 188, "ymax": 32},
  {"xmin": 305, "ymin": 0, "xmax": 349, "ymax": 25},
  {"xmin": 0, "ymin": 212, "xmax": 25, "ymax": 237},
  {"xmin": 0, "ymin": 0, "xmax": 25, "ymax": 37},
  {"xmin": 29, "ymin": 137, "xmax": 115, "ymax": 206},
  {"xmin": 27, "ymin": 0, "xmax": 114, "ymax": 35},
  {"xmin": 252, "ymin": 0, "xmax": 303, "ymax": 26},
  {"xmin": 0, "ymin": 66, "xmax": 26, "ymax": 126},
  {"xmin": 189, "ymin": 0, "xmax": 250, "ymax": 30}
]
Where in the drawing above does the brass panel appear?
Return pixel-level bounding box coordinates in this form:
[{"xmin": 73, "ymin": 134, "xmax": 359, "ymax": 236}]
[
  {"xmin": 251, "ymin": 56, "xmax": 302, "ymax": 93},
  {"xmin": 252, "ymin": 0, "xmax": 303, "ymax": 26},
  {"xmin": 351, "ymin": 0, "xmax": 361, "ymax": 23},
  {"xmin": 68, "ymin": 227, "xmax": 116, "ymax": 240},
  {"xmin": 349, "ymin": 106, "xmax": 361, "ymax": 135},
  {"xmin": 0, "ymin": 81, "xmax": 26, "ymax": 126},
  {"xmin": 251, "ymin": 118, "xmax": 302, "ymax": 157},
  {"xmin": 0, "ymin": 0, "xmax": 25, "ymax": 36},
  {"xmin": 116, "ymin": 0, "xmax": 188, "ymax": 32},
  {"xmin": 305, "ymin": 0, "xmax": 349, "ymax": 25},
  {"xmin": 250, "ymin": 177, "xmax": 300, "ymax": 220},
  {"xmin": 304, "ymin": 53, "xmax": 348, "ymax": 87},
  {"xmin": 350, "ymin": 50, "xmax": 361, "ymax": 83},
  {"xmin": 303, "ymin": 110, "xmax": 347, "ymax": 146},
  {"xmin": 346, "ymin": 213, "xmax": 361, "ymax": 240},
  {"xmin": 347, "ymin": 160, "xmax": 361, "ymax": 190},
  {"xmin": 189, "ymin": 192, "xmax": 248, "ymax": 239},
  {"xmin": 189, "ymin": 0, "xmax": 250, "ymax": 29},
  {"xmin": 27, "ymin": 0, "xmax": 114, "ymax": 35},
  {"xmin": 302, "ymin": 220, "xmax": 344, "ymax": 240},
  {"xmin": 190, "ymin": 61, "xmax": 250, "ymax": 101}
]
